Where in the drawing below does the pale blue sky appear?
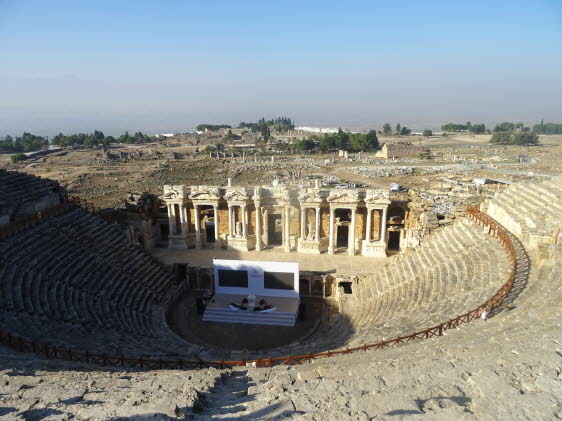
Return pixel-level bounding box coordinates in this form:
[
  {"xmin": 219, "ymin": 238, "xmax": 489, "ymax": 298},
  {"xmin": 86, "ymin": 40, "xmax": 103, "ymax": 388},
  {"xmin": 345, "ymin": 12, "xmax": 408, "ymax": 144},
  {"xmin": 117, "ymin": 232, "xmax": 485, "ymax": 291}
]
[{"xmin": 1, "ymin": 0, "xmax": 561, "ymax": 135}]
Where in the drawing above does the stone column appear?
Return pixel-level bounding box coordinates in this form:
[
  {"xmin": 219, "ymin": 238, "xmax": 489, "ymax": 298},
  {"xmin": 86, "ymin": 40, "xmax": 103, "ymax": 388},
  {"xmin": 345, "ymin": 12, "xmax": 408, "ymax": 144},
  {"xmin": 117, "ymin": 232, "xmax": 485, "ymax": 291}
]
[
  {"xmin": 365, "ymin": 208, "xmax": 372, "ymax": 242},
  {"xmin": 181, "ymin": 206, "xmax": 190, "ymax": 235},
  {"xmin": 167, "ymin": 204, "xmax": 176, "ymax": 235},
  {"xmin": 255, "ymin": 201, "xmax": 262, "ymax": 251},
  {"xmin": 328, "ymin": 207, "xmax": 335, "ymax": 254},
  {"xmin": 194, "ymin": 204, "xmax": 202, "ymax": 249},
  {"xmin": 213, "ymin": 204, "xmax": 219, "ymax": 248},
  {"xmin": 349, "ymin": 208, "xmax": 356, "ymax": 256},
  {"xmin": 380, "ymin": 206, "xmax": 388, "ymax": 245},
  {"xmin": 284, "ymin": 205, "xmax": 291, "ymax": 252},
  {"xmin": 242, "ymin": 205, "xmax": 247, "ymax": 239},
  {"xmin": 300, "ymin": 207, "xmax": 306, "ymax": 240},
  {"xmin": 315, "ymin": 207, "xmax": 320, "ymax": 242},
  {"xmin": 262, "ymin": 209, "xmax": 269, "ymax": 247},
  {"xmin": 228, "ymin": 205, "xmax": 233, "ymax": 236}
]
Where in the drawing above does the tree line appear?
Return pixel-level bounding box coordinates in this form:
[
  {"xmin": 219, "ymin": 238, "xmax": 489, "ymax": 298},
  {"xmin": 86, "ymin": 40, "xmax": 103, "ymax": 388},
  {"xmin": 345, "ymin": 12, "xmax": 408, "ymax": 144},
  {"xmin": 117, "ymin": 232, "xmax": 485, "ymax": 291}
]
[
  {"xmin": 532, "ymin": 121, "xmax": 562, "ymax": 134},
  {"xmin": 51, "ymin": 130, "xmax": 152, "ymax": 148},
  {"xmin": 441, "ymin": 122, "xmax": 486, "ymax": 134},
  {"xmin": 238, "ymin": 117, "xmax": 294, "ymax": 132},
  {"xmin": 292, "ymin": 129, "xmax": 380, "ymax": 153},
  {"xmin": 381, "ymin": 123, "xmax": 412, "ymax": 136},
  {"xmin": 0, "ymin": 132, "xmax": 48, "ymax": 153},
  {"xmin": 490, "ymin": 131, "xmax": 539, "ymax": 145},
  {"xmin": 195, "ymin": 124, "xmax": 232, "ymax": 132}
]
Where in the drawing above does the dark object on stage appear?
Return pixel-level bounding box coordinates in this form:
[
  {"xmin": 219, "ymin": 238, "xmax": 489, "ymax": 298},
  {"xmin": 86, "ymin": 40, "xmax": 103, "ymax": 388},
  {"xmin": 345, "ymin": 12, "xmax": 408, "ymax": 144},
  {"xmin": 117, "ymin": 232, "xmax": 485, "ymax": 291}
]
[
  {"xmin": 230, "ymin": 302, "xmax": 248, "ymax": 310},
  {"xmin": 218, "ymin": 269, "xmax": 249, "ymax": 288},
  {"xmin": 264, "ymin": 271, "xmax": 294, "ymax": 290}
]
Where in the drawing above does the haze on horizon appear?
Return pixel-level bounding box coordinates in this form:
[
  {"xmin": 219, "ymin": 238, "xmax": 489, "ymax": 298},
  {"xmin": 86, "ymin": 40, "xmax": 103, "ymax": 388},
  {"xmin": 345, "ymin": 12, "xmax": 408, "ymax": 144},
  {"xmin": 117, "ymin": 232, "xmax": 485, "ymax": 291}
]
[{"xmin": 1, "ymin": 0, "xmax": 561, "ymax": 137}]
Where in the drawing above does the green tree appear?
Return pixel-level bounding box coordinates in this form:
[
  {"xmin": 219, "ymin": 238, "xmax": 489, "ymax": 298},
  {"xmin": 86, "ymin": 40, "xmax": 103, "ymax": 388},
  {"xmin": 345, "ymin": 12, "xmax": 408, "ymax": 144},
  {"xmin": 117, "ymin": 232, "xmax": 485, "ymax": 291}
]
[
  {"xmin": 422, "ymin": 129, "xmax": 433, "ymax": 137},
  {"xmin": 382, "ymin": 123, "xmax": 392, "ymax": 135},
  {"xmin": 395, "ymin": 123, "xmax": 401, "ymax": 135},
  {"xmin": 318, "ymin": 133, "xmax": 336, "ymax": 152},
  {"xmin": 469, "ymin": 123, "xmax": 486, "ymax": 134},
  {"xmin": 196, "ymin": 124, "xmax": 231, "ymax": 131},
  {"xmin": 494, "ymin": 122, "xmax": 515, "ymax": 132},
  {"xmin": 118, "ymin": 132, "xmax": 131, "ymax": 143},
  {"xmin": 336, "ymin": 128, "xmax": 349, "ymax": 150},
  {"xmin": 533, "ymin": 122, "xmax": 562, "ymax": 134},
  {"xmin": 400, "ymin": 126, "xmax": 411, "ymax": 136},
  {"xmin": 260, "ymin": 125, "xmax": 270, "ymax": 141},
  {"xmin": 365, "ymin": 129, "xmax": 380, "ymax": 150},
  {"xmin": 490, "ymin": 132, "xmax": 512, "ymax": 144},
  {"xmin": 512, "ymin": 131, "xmax": 539, "ymax": 145},
  {"xmin": 293, "ymin": 137, "xmax": 315, "ymax": 153},
  {"xmin": 11, "ymin": 153, "xmax": 27, "ymax": 163}
]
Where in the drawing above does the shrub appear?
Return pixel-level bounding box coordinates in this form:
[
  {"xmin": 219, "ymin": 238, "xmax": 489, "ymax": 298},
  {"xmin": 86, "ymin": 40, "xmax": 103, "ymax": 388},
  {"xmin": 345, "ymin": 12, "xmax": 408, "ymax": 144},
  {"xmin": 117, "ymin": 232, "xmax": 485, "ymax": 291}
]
[{"xmin": 11, "ymin": 153, "xmax": 27, "ymax": 163}]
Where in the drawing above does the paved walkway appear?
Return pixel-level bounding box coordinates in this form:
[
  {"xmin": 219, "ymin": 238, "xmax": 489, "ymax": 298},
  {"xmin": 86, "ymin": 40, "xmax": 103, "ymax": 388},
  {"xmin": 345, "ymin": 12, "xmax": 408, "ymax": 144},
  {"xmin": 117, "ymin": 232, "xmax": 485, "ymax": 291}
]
[{"xmin": 151, "ymin": 247, "xmax": 388, "ymax": 275}]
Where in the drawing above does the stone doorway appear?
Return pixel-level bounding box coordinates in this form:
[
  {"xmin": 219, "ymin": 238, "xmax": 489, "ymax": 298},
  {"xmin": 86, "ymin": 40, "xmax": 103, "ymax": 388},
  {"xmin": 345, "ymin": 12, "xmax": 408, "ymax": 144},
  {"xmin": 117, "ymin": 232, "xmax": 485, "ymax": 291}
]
[
  {"xmin": 337, "ymin": 225, "xmax": 349, "ymax": 248},
  {"xmin": 200, "ymin": 205, "xmax": 216, "ymax": 245},
  {"xmin": 388, "ymin": 230, "xmax": 400, "ymax": 251},
  {"xmin": 160, "ymin": 223, "xmax": 169, "ymax": 241},
  {"xmin": 268, "ymin": 214, "xmax": 283, "ymax": 246},
  {"xmin": 335, "ymin": 209, "xmax": 351, "ymax": 251},
  {"xmin": 205, "ymin": 222, "xmax": 215, "ymax": 243}
]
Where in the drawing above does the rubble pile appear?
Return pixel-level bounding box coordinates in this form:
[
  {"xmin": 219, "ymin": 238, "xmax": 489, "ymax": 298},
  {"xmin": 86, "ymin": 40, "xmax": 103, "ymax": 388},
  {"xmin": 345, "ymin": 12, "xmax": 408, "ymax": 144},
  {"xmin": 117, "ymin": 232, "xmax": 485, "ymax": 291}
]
[
  {"xmin": 348, "ymin": 166, "xmax": 415, "ymax": 177},
  {"xmin": 417, "ymin": 192, "xmax": 454, "ymax": 215}
]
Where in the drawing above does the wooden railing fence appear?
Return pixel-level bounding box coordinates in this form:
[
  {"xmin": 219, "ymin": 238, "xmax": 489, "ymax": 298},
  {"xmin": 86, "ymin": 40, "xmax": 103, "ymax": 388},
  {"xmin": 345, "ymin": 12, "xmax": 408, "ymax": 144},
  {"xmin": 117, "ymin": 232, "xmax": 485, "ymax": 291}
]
[{"xmin": 0, "ymin": 204, "xmax": 517, "ymax": 370}]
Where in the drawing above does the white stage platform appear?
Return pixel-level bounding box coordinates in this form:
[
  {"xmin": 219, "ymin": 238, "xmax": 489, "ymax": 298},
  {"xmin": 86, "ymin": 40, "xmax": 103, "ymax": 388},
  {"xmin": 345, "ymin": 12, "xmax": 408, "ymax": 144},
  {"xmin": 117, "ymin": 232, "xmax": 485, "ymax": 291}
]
[{"xmin": 202, "ymin": 294, "xmax": 300, "ymax": 327}]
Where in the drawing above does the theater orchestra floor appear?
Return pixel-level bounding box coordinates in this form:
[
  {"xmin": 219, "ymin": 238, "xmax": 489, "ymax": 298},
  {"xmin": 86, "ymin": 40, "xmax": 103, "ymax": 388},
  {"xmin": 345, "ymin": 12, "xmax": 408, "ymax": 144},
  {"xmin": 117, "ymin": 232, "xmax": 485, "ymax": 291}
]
[{"xmin": 167, "ymin": 293, "xmax": 324, "ymax": 351}]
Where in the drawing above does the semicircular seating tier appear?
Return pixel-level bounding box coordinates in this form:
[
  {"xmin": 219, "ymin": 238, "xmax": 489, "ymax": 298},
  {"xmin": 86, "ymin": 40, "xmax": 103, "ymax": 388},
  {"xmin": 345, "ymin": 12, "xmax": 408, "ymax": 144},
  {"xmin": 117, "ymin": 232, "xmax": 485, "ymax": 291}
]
[
  {"xmin": 485, "ymin": 176, "xmax": 562, "ymax": 251},
  {"xmin": 0, "ymin": 208, "xmax": 199, "ymax": 358},
  {"xmin": 0, "ymin": 169, "xmax": 65, "ymax": 222},
  {"xmin": 243, "ymin": 217, "xmax": 511, "ymax": 359}
]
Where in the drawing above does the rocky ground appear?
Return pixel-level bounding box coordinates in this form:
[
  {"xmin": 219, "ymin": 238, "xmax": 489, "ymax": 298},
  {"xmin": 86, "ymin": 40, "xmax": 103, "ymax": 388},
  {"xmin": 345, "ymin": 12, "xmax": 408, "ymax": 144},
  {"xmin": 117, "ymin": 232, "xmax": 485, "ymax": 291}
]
[
  {"xmin": 0, "ymin": 346, "xmax": 225, "ymax": 420},
  {"xmin": 1, "ymin": 314, "xmax": 559, "ymax": 420},
  {"xmin": 2, "ymin": 134, "xmax": 561, "ymax": 210}
]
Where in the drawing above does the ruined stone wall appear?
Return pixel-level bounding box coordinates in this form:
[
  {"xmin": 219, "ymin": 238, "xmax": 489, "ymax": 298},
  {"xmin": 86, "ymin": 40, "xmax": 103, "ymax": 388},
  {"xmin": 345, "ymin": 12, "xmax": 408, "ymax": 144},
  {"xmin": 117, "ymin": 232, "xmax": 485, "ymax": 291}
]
[
  {"xmin": 248, "ymin": 207, "xmax": 256, "ymax": 235},
  {"xmin": 355, "ymin": 209, "xmax": 365, "ymax": 238},
  {"xmin": 320, "ymin": 209, "xmax": 330, "ymax": 238},
  {"xmin": 218, "ymin": 207, "xmax": 229, "ymax": 235},
  {"xmin": 289, "ymin": 207, "xmax": 300, "ymax": 236},
  {"xmin": 381, "ymin": 142, "xmax": 429, "ymax": 159},
  {"xmin": 372, "ymin": 209, "xmax": 382, "ymax": 241},
  {"xmin": 189, "ymin": 207, "xmax": 195, "ymax": 232}
]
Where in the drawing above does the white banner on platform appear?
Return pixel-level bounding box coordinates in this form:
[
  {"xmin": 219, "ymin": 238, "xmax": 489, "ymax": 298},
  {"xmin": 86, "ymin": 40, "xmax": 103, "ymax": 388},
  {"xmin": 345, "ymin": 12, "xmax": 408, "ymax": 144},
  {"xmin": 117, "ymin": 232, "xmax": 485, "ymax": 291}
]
[{"xmin": 213, "ymin": 259, "xmax": 299, "ymax": 298}]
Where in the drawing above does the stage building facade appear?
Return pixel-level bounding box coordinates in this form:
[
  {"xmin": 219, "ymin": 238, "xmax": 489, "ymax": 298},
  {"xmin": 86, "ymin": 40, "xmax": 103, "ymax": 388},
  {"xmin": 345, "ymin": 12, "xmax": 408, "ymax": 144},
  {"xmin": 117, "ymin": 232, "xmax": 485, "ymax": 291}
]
[{"xmin": 148, "ymin": 180, "xmax": 418, "ymax": 257}]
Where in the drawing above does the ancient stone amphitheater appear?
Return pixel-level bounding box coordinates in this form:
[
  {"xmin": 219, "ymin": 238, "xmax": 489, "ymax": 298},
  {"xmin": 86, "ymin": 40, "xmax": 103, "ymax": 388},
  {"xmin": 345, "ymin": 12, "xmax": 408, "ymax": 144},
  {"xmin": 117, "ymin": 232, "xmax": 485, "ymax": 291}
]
[{"xmin": 1, "ymin": 169, "xmax": 560, "ymax": 420}]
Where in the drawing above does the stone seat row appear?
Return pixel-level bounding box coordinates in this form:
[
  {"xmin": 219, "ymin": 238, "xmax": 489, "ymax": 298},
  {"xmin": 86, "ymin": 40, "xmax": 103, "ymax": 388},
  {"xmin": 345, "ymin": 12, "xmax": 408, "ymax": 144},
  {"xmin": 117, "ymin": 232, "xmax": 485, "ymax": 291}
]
[
  {"xmin": 287, "ymin": 239, "xmax": 559, "ymax": 384},
  {"xmin": 0, "ymin": 232, "xmax": 160, "ymax": 316},
  {"xmin": 0, "ymin": 310, "xmax": 195, "ymax": 357},
  {"xmin": 0, "ymin": 208, "xmax": 199, "ymax": 357},
  {"xmin": 0, "ymin": 264, "xmax": 157, "ymax": 336},
  {"xmin": 0, "ymin": 209, "xmax": 173, "ymax": 302},
  {"xmin": 257, "ymin": 218, "xmax": 510, "ymax": 359},
  {"xmin": 485, "ymin": 176, "xmax": 562, "ymax": 249},
  {"xmin": 356, "ymin": 219, "xmax": 501, "ymax": 303},
  {"xmin": 0, "ymin": 171, "xmax": 61, "ymax": 205}
]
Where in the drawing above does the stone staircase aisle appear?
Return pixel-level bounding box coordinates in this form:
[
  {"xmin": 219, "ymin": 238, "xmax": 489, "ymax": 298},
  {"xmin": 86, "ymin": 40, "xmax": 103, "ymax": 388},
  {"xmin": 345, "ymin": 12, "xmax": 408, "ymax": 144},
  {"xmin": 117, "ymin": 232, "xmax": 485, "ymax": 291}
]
[{"xmin": 193, "ymin": 368, "xmax": 254, "ymax": 420}]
